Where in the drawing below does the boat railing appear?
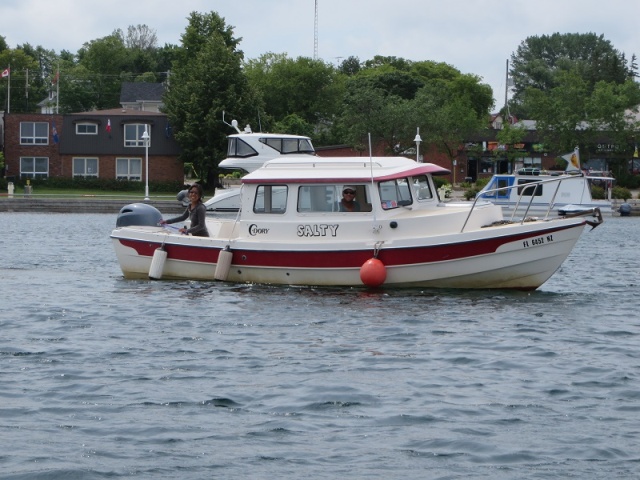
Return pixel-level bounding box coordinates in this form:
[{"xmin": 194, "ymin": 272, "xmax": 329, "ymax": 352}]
[{"xmin": 460, "ymin": 174, "xmax": 587, "ymax": 232}]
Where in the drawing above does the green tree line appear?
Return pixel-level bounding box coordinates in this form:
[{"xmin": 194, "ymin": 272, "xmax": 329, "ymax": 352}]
[{"xmin": 2, "ymin": 13, "xmax": 640, "ymax": 187}]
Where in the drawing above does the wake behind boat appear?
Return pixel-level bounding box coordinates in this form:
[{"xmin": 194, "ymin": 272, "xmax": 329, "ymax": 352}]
[{"xmin": 111, "ymin": 156, "xmax": 602, "ymax": 290}]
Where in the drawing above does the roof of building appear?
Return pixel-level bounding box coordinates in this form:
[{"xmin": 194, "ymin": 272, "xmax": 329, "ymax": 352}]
[
  {"xmin": 119, "ymin": 82, "xmax": 165, "ymax": 103},
  {"xmin": 69, "ymin": 108, "xmax": 166, "ymax": 116}
]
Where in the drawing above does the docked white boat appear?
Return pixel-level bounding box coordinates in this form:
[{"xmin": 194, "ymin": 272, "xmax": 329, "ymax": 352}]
[
  {"xmin": 477, "ymin": 149, "xmax": 613, "ymax": 217},
  {"xmin": 204, "ymin": 124, "xmax": 315, "ymax": 212},
  {"xmin": 112, "ymin": 156, "xmax": 602, "ymax": 290}
]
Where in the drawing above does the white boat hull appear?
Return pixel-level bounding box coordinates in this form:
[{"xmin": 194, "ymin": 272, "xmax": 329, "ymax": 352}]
[{"xmin": 111, "ymin": 216, "xmax": 586, "ymax": 290}]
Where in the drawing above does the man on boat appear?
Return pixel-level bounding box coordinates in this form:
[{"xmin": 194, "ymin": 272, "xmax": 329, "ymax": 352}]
[{"xmin": 338, "ymin": 186, "xmax": 361, "ymax": 212}]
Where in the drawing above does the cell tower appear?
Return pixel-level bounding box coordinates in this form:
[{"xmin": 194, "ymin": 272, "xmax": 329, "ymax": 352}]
[{"xmin": 314, "ymin": 0, "xmax": 318, "ymax": 60}]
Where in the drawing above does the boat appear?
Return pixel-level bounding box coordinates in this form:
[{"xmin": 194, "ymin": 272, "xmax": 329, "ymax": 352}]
[
  {"xmin": 204, "ymin": 121, "xmax": 316, "ymax": 212},
  {"xmin": 111, "ymin": 155, "xmax": 602, "ymax": 290},
  {"xmin": 477, "ymin": 149, "xmax": 613, "ymax": 217}
]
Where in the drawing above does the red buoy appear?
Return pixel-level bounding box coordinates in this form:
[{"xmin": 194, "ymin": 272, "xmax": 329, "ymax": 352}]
[{"xmin": 360, "ymin": 258, "xmax": 387, "ymax": 287}]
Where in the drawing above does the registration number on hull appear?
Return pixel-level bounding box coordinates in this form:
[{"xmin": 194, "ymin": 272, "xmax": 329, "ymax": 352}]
[{"xmin": 523, "ymin": 234, "xmax": 553, "ymax": 248}]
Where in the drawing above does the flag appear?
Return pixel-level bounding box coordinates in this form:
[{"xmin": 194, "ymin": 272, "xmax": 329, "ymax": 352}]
[
  {"xmin": 106, "ymin": 119, "xmax": 111, "ymax": 133},
  {"xmin": 1, "ymin": 67, "xmax": 9, "ymax": 78},
  {"xmin": 52, "ymin": 123, "xmax": 59, "ymax": 144},
  {"xmin": 52, "ymin": 71, "xmax": 60, "ymax": 85},
  {"xmin": 634, "ymin": 145, "xmax": 638, "ymax": 158},
  {"xmin": 561, "ymin": 147, "xmax": 580, "ymax": 171}
]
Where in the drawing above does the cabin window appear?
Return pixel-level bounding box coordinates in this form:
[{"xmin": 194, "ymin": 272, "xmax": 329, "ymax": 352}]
[
  {"xmin": 517, "ymin": 179, "xmax": 543, "ymax": 196},
  {"xmin": 73, "ymin": 157, "xmax": 99, "ymax": 177},
  {"xmin": 76, "ymin": 123, "xmax": 98, "ymax": 135},
  {"xmin": 379, "ymin": 178, "xmax": 413, "ymax": 210},
  {"xmin": 116, "ymin": 158, "xmax": 142, "ymax": 181},
  {"xmin": 261, "ymin": 137, "xmax": 314, "ymax": 154},
  {"xmin": 228, "ymin": 137, "xmax": 258, "ymax": 157},
  {"xmin": 20, "ymin": 157, "xmax": 49, "ymax": 178},
  {"xmin": 411, "ymin": 175, "xmax": 433, "ymax": 200},
  {"xmin": 254, "ymin": 185, "xmax": 288, "ymax": 214},
  {"xmin": 20, "ymin": 122, "xmax": 49, "ymax": 145},
  {"xmin": 297, "ymin": 185, "xmax": 372, "ymax": 212}
]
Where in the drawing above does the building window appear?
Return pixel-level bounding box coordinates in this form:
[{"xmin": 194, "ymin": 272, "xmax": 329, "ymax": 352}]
[
  {"xmin": 76, "ymin": 123, "xmax": 98, "ymax": 135},
  {"xmin": 73, "ymin": 158, "xmax": 99, "ymax": 177},
  {"xmin": 20, "ymin": 157, "xmax": 49, "ymax": 178},
  {"xmin": 124, "ymin": 124, "xmax": 149, "ymax": 147},
  {"xmin": 116, "ymin": 158, "xmax": 142, "ymax": 180},
  {"xmin": 20, "ymin": 122, "xmax": 49, "ymax": 145}
]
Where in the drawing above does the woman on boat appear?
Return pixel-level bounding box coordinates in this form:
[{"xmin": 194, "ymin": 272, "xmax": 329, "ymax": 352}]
[
  {"xmin": 160, "ymin": 183, "xmax": 210, "ymax": 237},
  {"xmin": 338, "ymin": 186, "xmax": 361, "ymax": 212}
]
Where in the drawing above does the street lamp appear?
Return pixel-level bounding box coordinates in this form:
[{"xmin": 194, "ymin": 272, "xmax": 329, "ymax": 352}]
[
  {"xmin": 141, "ymin": 126, "xmax": 150, "ymax": 200},
  {"xmin": 414, "ymin": 128, "xmax": 422, "ymax": 163}
]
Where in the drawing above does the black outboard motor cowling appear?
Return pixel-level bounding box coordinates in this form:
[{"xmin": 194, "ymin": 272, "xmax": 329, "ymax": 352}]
[{"xmin": 116, "ymin": 203, "xmax": 163, "ymax": 227}]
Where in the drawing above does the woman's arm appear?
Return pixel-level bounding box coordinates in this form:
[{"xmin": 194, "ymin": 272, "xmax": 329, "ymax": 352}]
[{"xmin": 163, "ymin": 208, "xmax": 189, "ymax": 225}]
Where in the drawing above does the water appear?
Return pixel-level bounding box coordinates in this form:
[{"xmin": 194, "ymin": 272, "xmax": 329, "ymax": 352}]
[{"xmin": 1, "ymin": 213, "xmax": 639, "ymax": 479}]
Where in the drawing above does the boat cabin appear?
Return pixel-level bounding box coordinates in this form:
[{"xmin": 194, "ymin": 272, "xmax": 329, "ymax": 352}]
[
  {"xmin": 240, "ymin": 156, "xmax": 446, "ymax": 217},
  {"xmin": 219, "ymin": 132, "xmax": 316, "ymax": 173}
]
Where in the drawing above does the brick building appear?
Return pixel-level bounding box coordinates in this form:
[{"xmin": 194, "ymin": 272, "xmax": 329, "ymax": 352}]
[{"xmin": 2, "ymin": 109, "xmax": 182, "ymax": 183}]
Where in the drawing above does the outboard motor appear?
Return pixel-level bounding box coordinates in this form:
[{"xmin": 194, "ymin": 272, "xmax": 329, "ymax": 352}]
[
  {"xmin": 177, "ymin": 188, "xmax": 190, "ymax": 207},
  {"xmin": 116, "ymin": 203, "xmax": 163, "ymax": 227}
]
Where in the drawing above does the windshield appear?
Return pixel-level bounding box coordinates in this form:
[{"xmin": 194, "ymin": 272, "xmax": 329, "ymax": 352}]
[{"xmin": 260, "ymin": 137, "xmax": 315, "ymax": 154}]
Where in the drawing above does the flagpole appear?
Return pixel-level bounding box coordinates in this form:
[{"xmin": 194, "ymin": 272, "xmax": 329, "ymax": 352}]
[
  {"xmin": 56, "ymin": 62, "xmax": 60, "ymax": 113},
  {"xmin": 7, "ymin": 63, "xmax": 10, "ymax": 114}
]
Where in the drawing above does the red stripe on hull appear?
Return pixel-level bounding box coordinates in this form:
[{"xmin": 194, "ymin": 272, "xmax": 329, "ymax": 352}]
[{"xmin": 116, "ymin": 222, "xmax": 580, "ymax": 269}]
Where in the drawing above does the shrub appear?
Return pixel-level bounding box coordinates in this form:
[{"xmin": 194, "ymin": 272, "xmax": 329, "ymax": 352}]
[
  {"xmin": 464, "ymin": 186, "xmax": 481, "ymax": 200},
  {"xmin": 20, "ymin": 177, "xmax": 183, "ymax": 193},
  {"xmin": 590, "ymin": 185, "xmax": 605, "ymax": 199},
  {"xmin": 611, "ymin": 186, "xmax": 632, "ymax": 200}
]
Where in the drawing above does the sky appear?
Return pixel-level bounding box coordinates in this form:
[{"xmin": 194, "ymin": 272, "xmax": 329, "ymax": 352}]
[{"xmin": 2, "ymin": 0, "xmax": 639, "ymax": 110}]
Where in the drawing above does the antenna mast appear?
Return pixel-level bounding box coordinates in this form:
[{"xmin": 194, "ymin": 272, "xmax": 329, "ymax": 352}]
[{"xmin": 314, "ymin": 0, "xmax": 318, "ymax": 60}]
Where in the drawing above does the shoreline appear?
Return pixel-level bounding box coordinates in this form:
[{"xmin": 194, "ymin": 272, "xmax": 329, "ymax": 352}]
[
  {"xmin": 1, "ymin": 194, "xmax": 638, "ymax": 216},
  {"xmin": 0, "ymin": 196, "xmax": 185, "ymax": 214}
]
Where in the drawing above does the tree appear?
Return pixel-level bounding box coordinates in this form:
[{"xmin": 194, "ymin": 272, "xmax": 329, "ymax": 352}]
[
  {"xmin": 0, "ymin": 47, "xmax": 40, "ymax": 113},
  {"xmin": 413, "ymin": 77, "xmax": 492, "ymax": 180},
  {"xmin": 523, "ymin": 69, "xmax": 640, "ymax": 155},
  {"xmin": 509, "ymin": 33, "xmax": 635, "ymax": 117},
  {"xmin": 125, "ymin": 24, "xmax": 158, "ymax": 50},
  {"xmin": 76, "ymin": 31, "xmax": 131, "ymax": 109},
  {"xmin": 495, "ymin": 122, "xmax": 528, "ymax": 172},
  {"xmin": 163, "ymin": 11, "xmax": 255, "ymax": 188},
  {"xmin": 243, "ymin": 53, "xmax": 344, "ymax": 132},
  {"xmin": 339, "ymin": 81, "xmax": 414, "ymax": 154},
  {"xmin": 338, "ymin": 56, "xmax": 361, "ymax": 76},
  {"xmin": 337, "ymin": 58, "xmax": 493, "ymax": 173}
]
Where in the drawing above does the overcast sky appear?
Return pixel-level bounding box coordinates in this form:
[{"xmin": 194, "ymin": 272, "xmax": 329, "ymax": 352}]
[{"xmin": 2, "ymin": 0, "xmax": 639, "ymax": 110}]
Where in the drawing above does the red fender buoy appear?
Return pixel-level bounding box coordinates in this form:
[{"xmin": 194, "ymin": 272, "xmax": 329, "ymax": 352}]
[{"xmin": 360, "ymin": 258, "xmax": 387, "ymax": 287}]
